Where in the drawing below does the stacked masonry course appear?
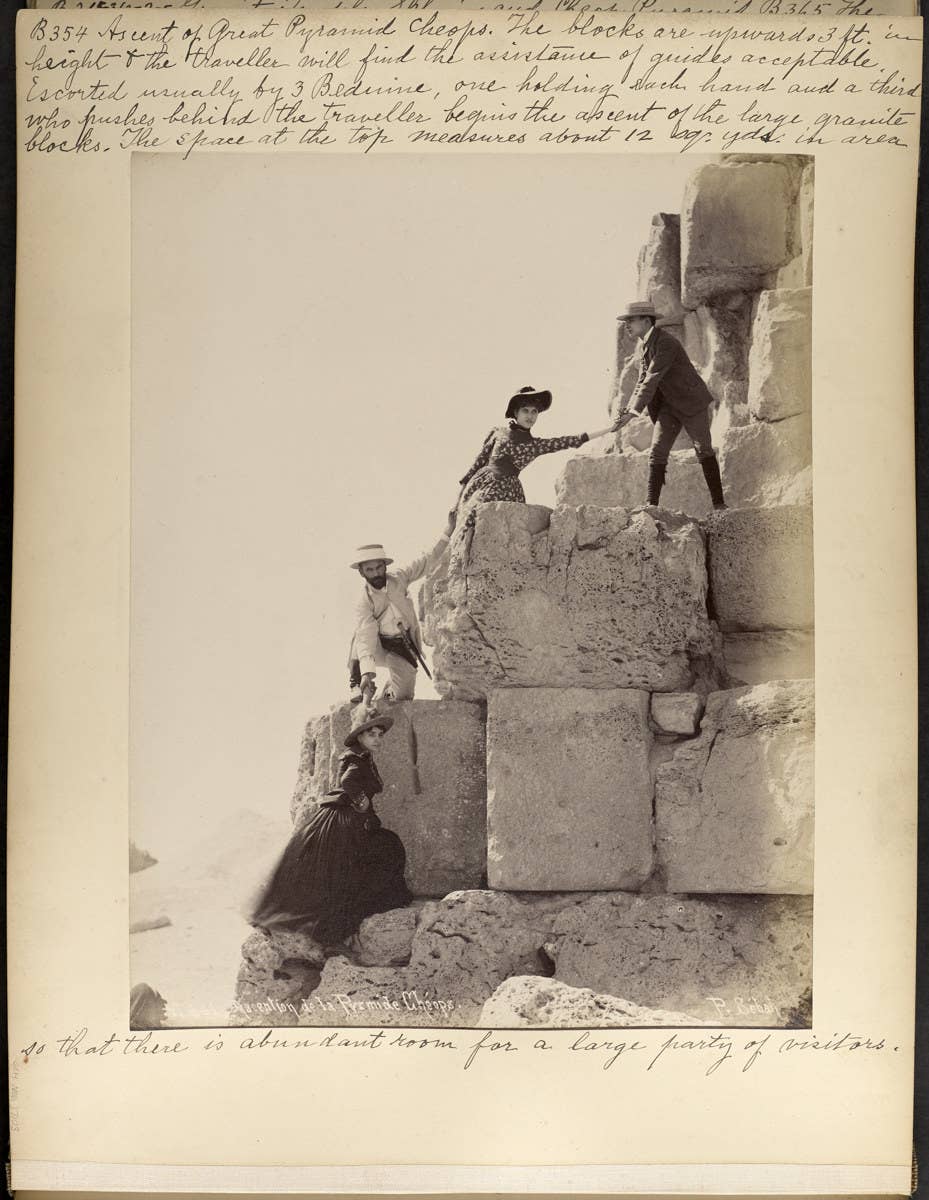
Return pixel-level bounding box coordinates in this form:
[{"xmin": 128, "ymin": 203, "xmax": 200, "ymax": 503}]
[{"xmin": 234, "ymin": 155, "xmax": 814, "ymax": 1030}]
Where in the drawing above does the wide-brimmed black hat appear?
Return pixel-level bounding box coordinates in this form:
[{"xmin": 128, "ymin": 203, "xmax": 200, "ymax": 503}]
[
  {"xmin": 505, "ymin": 386, "xmax": 552, "ymax": 420},
  {"xmin": 344, "ymin": 706, "xmax": 394, "ymax": 747}
]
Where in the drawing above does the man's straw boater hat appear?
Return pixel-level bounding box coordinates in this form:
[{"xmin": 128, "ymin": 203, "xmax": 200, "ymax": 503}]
[
  {"xmin": 344, "ymin": 704, "xmax": 394, "ymax": 748},
  {"xmin": 616, "ymin": 300, "xmax": 661, "ymax": 321},
  {"xmin": 505, "ymin": 385, "xmax": 553, "ymax": 420},
  {"xmin": 349, "ymin": 543, "xmax": 394, "ymax": 569}
]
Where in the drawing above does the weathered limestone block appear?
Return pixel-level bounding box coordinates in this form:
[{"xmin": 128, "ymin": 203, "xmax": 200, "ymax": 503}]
[
  {"xmin": 558, "ymin": 412, "xmax": 810, "ymax": 514},
  {"xmin": 748, "ymin": 289, "xmax": 812, "ymax": 422},
  {"xmin": 651, "ymin": 691, "xmax": 704, "ymax": 736},
  {"xmin": 655, "ymin": 681, "xmax": 814, "ymax": 894},
  {"xmin": 723, "ymin": 630, "xmax": 814, "ymax": 685},
  {"xmin": 302, "ymin": 890, "xmax": 565, "ymax": 1027},
  {"xmin": 351, "ymin": 906, "xmax": 421, "ymax": 966},
  {"xmin": 718, "ymin": 416, "xmax": 812, "ymax": 507},
  {"xmin": 772, "ymin": 255, "xmax": 806, "ymax": 290},
  {"xmin": 710, "ymin": 506, "xmax": 814, "ymax": 632},
  {"xmin": 232, "ymin": 928, "xmax": 326, "ymax": 1025},
  {"xmin": 480, "ymin": 977, "xmax": 711, "ymax": 1028},
  {"xmin": 487, "ymin": 688, "xmax": 654, "ymax": 891},
  {"xmin": 291, "ymin": 700, "xmax": 487, "ymax": 897},
  {"xmin": 710, "ymin": 382, "xmax": 752, "ymax": 444},
  {"xmin": 682, "ymin": 298, "xmax": 752, "ymax": 401},
  {"xmin": 556, "ymin": 451, "xmax": 712, "ymax": 516},
  {"xmin": 681, "ymin": 163, "xmax": 793, "ymax": 307},
  {"xmin": 636, "ymin": 212, "xmax": 684, "ymax": 323},
  {"xmin": 544, "ymin": 892, "xmax": 813, "ymax": 1025},
  {"xmin": 426, "ymin": 504, "xmax": 718, "ymax": 696}
]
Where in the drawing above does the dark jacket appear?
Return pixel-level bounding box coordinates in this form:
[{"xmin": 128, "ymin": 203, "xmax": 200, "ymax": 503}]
[
  {"xmin": 628, "ymin": 327, "xmax": 714, "ymax": 423},
  {"xmin": 320, "ymin": 750, "xmax": 383, "ymax": 816}
]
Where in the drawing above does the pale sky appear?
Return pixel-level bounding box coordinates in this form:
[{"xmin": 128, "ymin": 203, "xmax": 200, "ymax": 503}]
[{"xmin": 131, "ymin": 152, "xmax": 711, "ymax": 857}]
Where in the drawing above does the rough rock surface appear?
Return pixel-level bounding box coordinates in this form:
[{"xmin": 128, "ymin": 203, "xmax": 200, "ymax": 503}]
[
  {"xmin": 709, "ymin": 507, "xmax": 814, "ymax": 632},
  {"xmin": 486, "ymin": 688, "xmax": 654, "ymax": 890},
  {"xmin": 748, "ymin": 289, "xmax": 812, "ymax": 422},
  {"xmin": 351, "ymin": 906, "xmax": 422, "ymax": 966},
  {"xmin": 480, "ymin": 976, "xmax": 710, "ymax": 1028},
  {"xmin": 655, "ymin": 681, "xmax": 814, "ymax": 893},
  {"xmin": 557, "ymin": 416, "xmax": 811, "ymax": 514},
  {"xmin": 232, "ymin": 927, "xmax": 326, "ymax": 1025},
  {"xmin": 281, "ymin": 888, "xmax": 811, "ymax": 1028},
  {"xmin": 544, "ymin": 892, "xmax": 812, "ymax": 1025},
  {"xmin": 723, "ymin": 630, "xmax": 814, "ymax": 685},
  {"xmin": 292, "ymin": 699, "xmax": 486, "ymax": 896},
  {"xmin": 718, "ymin": 416, "xmax": 812, "ymax": 507},
  {"xmin": 302, "ymin": 890, "xmax": 564, "ymax": 1027},
  {"xmin": 636, "ymin": 212, "xmax": 684, "ymax": 323},
  {"xmin": 692, "ymin": 300, "xmax": 752, "ymax": 404},
  {"xmin": 651, "ymin": 692, "xmax": 704, "ymax": 736},
  {"xmin": 681, "ymin": 162, "xmax": 793, "ymax": 306},
  {"xmin": 557, "ymin": 450, "xmax": 711, "ymax": 515},
  {"xmin": 424, "ymin": 504, "xmax": 718, "ymax": 696}
]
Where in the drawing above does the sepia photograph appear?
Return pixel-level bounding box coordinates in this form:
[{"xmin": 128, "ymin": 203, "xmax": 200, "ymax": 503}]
[{"xmin": 128, "ymin": 151, "xmax": 815, "ymax": 1033}]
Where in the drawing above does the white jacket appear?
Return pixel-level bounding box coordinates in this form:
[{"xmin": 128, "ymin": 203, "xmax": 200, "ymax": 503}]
[{"xmin": 353, "ymin": 535, "xmax": 449, "ymax": 675}]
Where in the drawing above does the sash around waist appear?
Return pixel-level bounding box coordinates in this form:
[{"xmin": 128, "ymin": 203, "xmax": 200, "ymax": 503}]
[{"xmin": 486, "ymin": 458, "xmax": 519, "ymax": 479}]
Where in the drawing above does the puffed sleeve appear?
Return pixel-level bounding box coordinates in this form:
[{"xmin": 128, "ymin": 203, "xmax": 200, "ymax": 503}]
[
  {"xmin": 458, "ymin": 430, "xmax": 497, "ymax": 487},
  {"xmin": 337, "ymin": 753, "xmax": 369, "ymax": 801},
  {"xmin": 516, "ymin": 433, "xmax": 589, "ymax": 464}
]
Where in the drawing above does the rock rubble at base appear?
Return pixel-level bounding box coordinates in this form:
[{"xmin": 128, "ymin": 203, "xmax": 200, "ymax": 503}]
[
  {"xmin": 479, "ymin": 976, "xmax": 711, "ymax": 1028},
  {"xmin": 249, "ymin": 889, "xmax": 815, "ymax": 1029}
]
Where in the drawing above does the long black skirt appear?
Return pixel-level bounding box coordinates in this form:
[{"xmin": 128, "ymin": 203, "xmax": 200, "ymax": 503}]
[{"xmin": 247, "ymin": 804, "xmax": 412, "ymax": 944}]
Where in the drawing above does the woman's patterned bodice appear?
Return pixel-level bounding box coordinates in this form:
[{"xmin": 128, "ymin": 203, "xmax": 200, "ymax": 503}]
[{"xmin": 459, "ymin": 422, "xmax": 588, "ymax": 488}]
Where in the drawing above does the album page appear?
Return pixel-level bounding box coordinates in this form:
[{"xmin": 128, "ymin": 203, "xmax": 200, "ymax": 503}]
[{"xmin": 9, "ymin": 6, "xmax": 921, "ymax": 1193}]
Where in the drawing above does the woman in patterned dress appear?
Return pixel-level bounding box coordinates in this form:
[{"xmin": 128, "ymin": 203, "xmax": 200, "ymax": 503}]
[{"xmin": 455, "ymin": 386, "xmax": 620, "ymax": 525}]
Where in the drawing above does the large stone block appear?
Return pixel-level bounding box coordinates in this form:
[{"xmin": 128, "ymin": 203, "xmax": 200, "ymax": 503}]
[
  {"xmin": 718, "ymin": 415, "xmax": 812, "ymax": 507},
  {"xmin": 544, "ymin": 892, "xmax": 812, "ymax": 1026},
  {"xmin": 426, "ymin": 504, "xmax": 718, "ymax": 696},
  {"xmin": 558, "ymin": 410, "xmax": 811, "ymax": 515},
  {"xmin": 556, "ymin": 450, "xmax": 712, "ymax": 516},
  {"xmin": 636, "ymin": 212, "xmax": 684, "ymax": 323},
  {"xmin": 709, "ymin": 506, "xmax": 814, "ymax": 632},
  {"xmin": 723, "ymin": 630, "xmax": 814, "ymax": 685},
  {"xmin": 480, "ymin": 976, "xmax": 710, "ymax": 1028},
  {"xmin": 681, "ymin": 163, "xmax": 793, "ymax": 307},
  {"xmin": 748, "ymin": 288, "xmax": 812, "ymax": 422},
  {"xmin": 486, "ymin": 688, "xmax": 654, "ymax": 891},
  {"xmin": 655, "ymin": 681, "xmax": 814, "ymax": 893},
  {"xmin": 291, "ymin": 699, "xmax": 486, "ymax": 897}
]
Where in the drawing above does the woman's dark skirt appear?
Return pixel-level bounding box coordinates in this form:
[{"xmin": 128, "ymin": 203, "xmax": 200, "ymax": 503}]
[{"xmin": 247, "ymin": 804, "xmax": 412, "ymax": 944}]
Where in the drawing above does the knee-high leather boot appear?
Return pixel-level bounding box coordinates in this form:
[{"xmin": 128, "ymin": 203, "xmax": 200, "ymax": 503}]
[
  {"xmin": 700, "ymin": 454, "xmax": 726, "ymax": 510},
  {"xmin": 647, "ymin": 461, "xmax": 666, "ymax": 506}
]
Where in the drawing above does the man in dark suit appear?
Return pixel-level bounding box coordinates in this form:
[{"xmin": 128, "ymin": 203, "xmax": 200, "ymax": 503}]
[{"xmin": 615, "ymin": 300, "xmax": 726, "ymax": 511}]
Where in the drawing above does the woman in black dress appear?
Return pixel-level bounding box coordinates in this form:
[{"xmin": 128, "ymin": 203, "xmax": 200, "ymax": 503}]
[{"xmin": 247, "ymin": 706, "xmax": 412, "ymax": 947}]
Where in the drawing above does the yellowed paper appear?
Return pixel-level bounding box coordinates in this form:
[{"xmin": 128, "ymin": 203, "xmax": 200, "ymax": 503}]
[{"xmin": 9, "ymin": 6, "xmax": 921, "ymax": 1193}]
